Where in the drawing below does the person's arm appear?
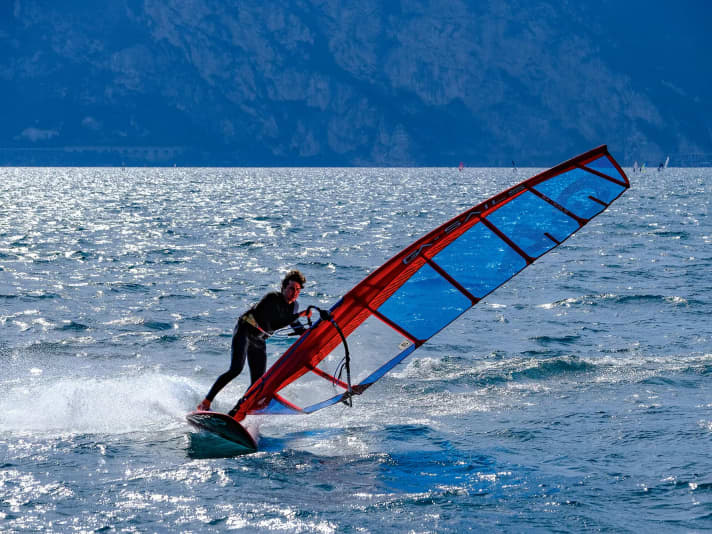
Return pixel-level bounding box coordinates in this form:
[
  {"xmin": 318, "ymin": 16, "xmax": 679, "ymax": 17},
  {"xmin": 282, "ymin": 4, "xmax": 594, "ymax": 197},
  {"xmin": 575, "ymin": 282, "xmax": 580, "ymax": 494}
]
[{"xmin": 289, "ymin": 304, "xmax": 312, "ymax": 334}]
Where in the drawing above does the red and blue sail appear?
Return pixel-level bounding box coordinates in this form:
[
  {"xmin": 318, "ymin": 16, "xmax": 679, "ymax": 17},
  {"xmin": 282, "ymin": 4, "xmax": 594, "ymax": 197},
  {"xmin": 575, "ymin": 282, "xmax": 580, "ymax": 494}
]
[{"xmin": 232, "ymin": 145, "xmax": 630, "ymax": 421}]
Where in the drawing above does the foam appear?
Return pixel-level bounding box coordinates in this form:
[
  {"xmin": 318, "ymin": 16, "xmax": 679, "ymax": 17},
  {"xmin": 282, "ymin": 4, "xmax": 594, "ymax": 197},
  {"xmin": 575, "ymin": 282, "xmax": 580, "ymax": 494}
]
[{"xmin": 0, "ymin": 372, "xmax": 201, "ymax": 435}]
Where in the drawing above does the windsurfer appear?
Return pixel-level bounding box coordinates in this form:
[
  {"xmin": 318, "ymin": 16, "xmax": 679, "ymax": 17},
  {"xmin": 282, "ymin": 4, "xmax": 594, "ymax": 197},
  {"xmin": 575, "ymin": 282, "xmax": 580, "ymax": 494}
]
[{"xmin": 196, "ymin": 270, "xmax": 312, "ymax": 412}]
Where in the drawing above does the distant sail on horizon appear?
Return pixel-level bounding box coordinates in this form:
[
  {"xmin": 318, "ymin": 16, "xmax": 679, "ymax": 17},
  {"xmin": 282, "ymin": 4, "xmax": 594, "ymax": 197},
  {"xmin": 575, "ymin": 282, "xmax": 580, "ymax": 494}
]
[{"xmin": 231, "ymin": 145, "xmax": 631, "ymax": 422}]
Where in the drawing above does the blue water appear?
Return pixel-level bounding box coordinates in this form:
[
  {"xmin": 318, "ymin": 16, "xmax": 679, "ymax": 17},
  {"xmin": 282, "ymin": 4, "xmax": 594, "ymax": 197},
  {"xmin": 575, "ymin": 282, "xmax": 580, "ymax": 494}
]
[{"xmin": 1, "ymin": 166, "xmax": 711, "ymax": 532}]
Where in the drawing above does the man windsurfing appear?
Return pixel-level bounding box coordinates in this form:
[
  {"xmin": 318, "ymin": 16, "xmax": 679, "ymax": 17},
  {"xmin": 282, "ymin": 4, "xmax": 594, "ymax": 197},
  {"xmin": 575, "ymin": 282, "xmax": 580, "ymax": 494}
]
[{"xmin": 196, "ymin": 270, "xmax": 312, "ymax": 414}]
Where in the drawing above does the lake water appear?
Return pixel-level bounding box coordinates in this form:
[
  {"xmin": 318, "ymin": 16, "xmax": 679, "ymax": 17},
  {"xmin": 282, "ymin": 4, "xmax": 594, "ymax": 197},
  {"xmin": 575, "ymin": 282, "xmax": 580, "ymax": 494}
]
[{"xmin": 1, "ymin": 165, "xmax": 710, "ymax": 532}]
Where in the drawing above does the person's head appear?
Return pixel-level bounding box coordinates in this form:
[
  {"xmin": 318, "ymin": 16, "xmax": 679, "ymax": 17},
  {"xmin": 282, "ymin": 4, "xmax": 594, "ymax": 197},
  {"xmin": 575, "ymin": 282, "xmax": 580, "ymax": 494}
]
[{"xmin": 281, "ymin": 270, "xmax": 306, "ymax": 304}]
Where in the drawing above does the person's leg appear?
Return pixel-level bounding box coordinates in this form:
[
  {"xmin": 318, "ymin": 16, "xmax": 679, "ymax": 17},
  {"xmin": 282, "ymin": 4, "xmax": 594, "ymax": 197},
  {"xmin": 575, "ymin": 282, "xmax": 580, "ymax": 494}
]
[
  {"xmin": 227, "ymin": 337, "xmax": 267, "ymax": 416},
  {"xmin": 247, "ymin": 337, "xmax": 267, "ymax": 385},
  {"xmin": 197, "ymin": 322, "xmax": 248, "ymax": 410}
]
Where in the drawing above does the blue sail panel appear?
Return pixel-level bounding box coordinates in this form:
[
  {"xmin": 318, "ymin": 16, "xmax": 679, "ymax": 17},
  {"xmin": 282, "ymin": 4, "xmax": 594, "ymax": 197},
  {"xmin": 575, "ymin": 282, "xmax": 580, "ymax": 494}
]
[
  {"xmin": 585, "ymin": 155, "xmax": 624, "ymax": 180},
  {"xmin": 532, "ymin": 167, "xmax": 627, "ymax": 220},
  {"xmin": 486, "ymin": 191, "xmax": 580, "ymax": 258},
  {"xmin": 377, "ymin": 263, "xmax": 472, "ymax": 340},
  {"xmin": 432, "ymin": 222, "xmax": 528, "ymax": 299}
]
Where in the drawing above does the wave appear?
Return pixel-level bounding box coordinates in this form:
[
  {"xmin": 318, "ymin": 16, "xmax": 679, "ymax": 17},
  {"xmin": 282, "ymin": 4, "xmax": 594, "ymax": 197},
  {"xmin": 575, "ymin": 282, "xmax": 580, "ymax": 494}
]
[
  {"xmin": 393, "ymin": 352, "xmax": 712, "ymax": 392},
  {"xmin": 616, "ymin": 294, "xmax": 690, "ymax": 306},
  {"xmin": 539, "ymin": 293, "xmax": 692, "ymax": 309},
  {"xmin": 19, "ymin": 292, "xmax": 62, "ymax": 301},
  {"xmin": 58, "ymin": 321, "xmax": 89, "ymax": 331},
  {"xmin": 157, "ymin": 293, "xmax": 194, "ymax": 301},
  {"xmin": 103, "ymin": 316, "xmax": 175, "ymax": 331},
  {"xmin": 651, "ymin": 230, "xmax": 690, "ymax": 240},
  {"xmin": 394, "ymin": 354, "xmax": 596, "ymax": 388},
  {"xmin": 509, "ymin": 356, "xmax": 595, "ymax": 381},
  {"xmin": 528, "ymin": 334, "xmax": 580, "ymax": 346},
  {"xmin": 11, "ymin": 340, "xmax": 79, "ymax": 357},
  {"xmin": 106, "ymin": 282, "xmax": 150, "ymax": 292},
  {"xmin": 65, "ymin": 250, "xmax": 94, "ymax": 262},
  {"xmin": 143, "ymin": 321, "xmax": 174, "ymax": 331}
]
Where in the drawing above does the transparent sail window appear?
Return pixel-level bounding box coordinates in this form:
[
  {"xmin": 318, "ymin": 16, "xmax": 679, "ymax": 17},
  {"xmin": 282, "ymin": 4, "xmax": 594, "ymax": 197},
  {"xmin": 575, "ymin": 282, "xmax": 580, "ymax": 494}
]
[{"xmin": 277, "ymin": 314, "xmax": 415, "ymax": 409}]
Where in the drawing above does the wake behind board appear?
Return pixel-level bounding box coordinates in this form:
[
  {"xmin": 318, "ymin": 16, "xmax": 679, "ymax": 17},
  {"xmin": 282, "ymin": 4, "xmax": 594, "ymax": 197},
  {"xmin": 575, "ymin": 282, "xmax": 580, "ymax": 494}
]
[{"xmin": 186, "ymin": 411, "xmax": 258, "ymax": 452}]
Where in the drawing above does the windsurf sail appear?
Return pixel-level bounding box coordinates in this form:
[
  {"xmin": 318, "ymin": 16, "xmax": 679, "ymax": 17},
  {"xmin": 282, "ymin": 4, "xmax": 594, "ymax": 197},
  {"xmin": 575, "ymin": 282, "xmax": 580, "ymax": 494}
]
[{"xmin": 232, "ymin": 145, "xmax": 630, "ymax": 421}]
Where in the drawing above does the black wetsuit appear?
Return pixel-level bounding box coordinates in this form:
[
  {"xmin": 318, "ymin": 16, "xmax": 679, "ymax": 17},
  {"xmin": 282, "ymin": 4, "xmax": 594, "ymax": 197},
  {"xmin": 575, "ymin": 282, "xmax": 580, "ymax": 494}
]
[{"xmin": 204, "ymin": 292, "xmax": 305, "ymax": 403}]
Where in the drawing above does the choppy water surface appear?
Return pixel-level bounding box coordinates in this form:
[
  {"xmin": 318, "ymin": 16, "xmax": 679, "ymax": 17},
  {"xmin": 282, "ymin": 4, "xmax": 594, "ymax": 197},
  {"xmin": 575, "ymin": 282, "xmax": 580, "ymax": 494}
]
[{"xmin": 1, "ymin": 166, "xmax": 711, "ymax": 532}]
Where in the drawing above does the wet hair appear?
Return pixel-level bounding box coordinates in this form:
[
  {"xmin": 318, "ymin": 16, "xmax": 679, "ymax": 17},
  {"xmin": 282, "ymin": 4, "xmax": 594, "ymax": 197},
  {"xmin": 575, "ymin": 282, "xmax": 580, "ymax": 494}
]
[{"xmin": 281, "ymin": 269, "xmax": 306, "ymax": 290}]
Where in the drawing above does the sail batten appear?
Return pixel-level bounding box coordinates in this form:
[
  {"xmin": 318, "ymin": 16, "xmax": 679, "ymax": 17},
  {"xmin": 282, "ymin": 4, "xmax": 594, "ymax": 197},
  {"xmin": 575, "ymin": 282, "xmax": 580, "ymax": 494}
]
[
  {"xmin": 480, "ymin": 217, "xmax": 535, "ymax": 264},
  {"xmin": 589, "ymin": 195, "xmax": 609, "ymax": 207},
  {"xmin": 232, "ymin": 145, "xmax": 630, "ymax": 422},
  {"xmin": 425, "ymin": 257, "xmax": 480, "ymax": 305},
  {"xmin": 576, "ymin": 163, "xmax": 628, "ymax": 187},
  {"xmin": 528, "ymin": 186, "xmax": 588, "ymax": 226},
  {"xmin": 368, "ymin": 307, "xmax": 422, "ymax": 343},
  {"xmin": 307, "ymin": 364, "xmax": 350, "ymax": 389}
]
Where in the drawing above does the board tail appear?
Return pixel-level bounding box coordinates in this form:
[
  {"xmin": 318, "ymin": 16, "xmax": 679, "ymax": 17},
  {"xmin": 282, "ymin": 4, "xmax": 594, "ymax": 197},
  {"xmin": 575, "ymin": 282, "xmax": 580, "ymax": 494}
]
[{"xmin": 186, "ymin": 411, "xmax": 258, "ymax": 452}]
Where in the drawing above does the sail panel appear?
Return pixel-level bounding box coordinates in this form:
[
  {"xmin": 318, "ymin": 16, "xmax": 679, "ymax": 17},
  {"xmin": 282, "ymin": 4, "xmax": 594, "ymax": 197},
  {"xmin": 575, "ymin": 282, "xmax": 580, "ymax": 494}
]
[
  {"xmin": 533, "ymin": 167, "xmax": 627, "ymax": 219},
  {"xmin": 431, "ymin": 222, "xmax": 527, "ymax": 298},
  {"xmin": 357, "ymin": 342, "xmax": 418, "ymax": 387},
  {"xmin": 585, "ymin": 155, "xmax": 626, "ymax": 182},
  {"xmin": 276, "ymin": 313, "xmax": 415, "ymax": 410},
  {"xmin": 275, "ymin": 369, "xmax": 336, "ymax": 411},
  {"xmin": 377, "ymin": 263, "xmax": 473, "ymax": 340},
  {"xmin": 486, "ymin": 190, "xmax": 581, "ymax": 258},
  {"xmin": 317, "ymin": 314, "xmax": 413, "ymax": 385}
]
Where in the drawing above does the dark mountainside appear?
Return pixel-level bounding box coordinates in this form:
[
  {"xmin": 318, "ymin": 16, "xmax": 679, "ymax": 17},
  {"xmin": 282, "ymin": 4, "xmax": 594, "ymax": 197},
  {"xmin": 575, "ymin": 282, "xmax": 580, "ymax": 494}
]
[{"xmin": 1, "ymin": 0, "xmax": 710, "ymax": 166}]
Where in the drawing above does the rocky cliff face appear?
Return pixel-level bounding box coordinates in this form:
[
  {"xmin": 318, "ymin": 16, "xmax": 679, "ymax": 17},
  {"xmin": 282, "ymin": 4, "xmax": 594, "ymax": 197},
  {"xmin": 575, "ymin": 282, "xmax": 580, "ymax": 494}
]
[{"xmin": 1, "ymin": 0, "xmax": 709, "ymax": 165}]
